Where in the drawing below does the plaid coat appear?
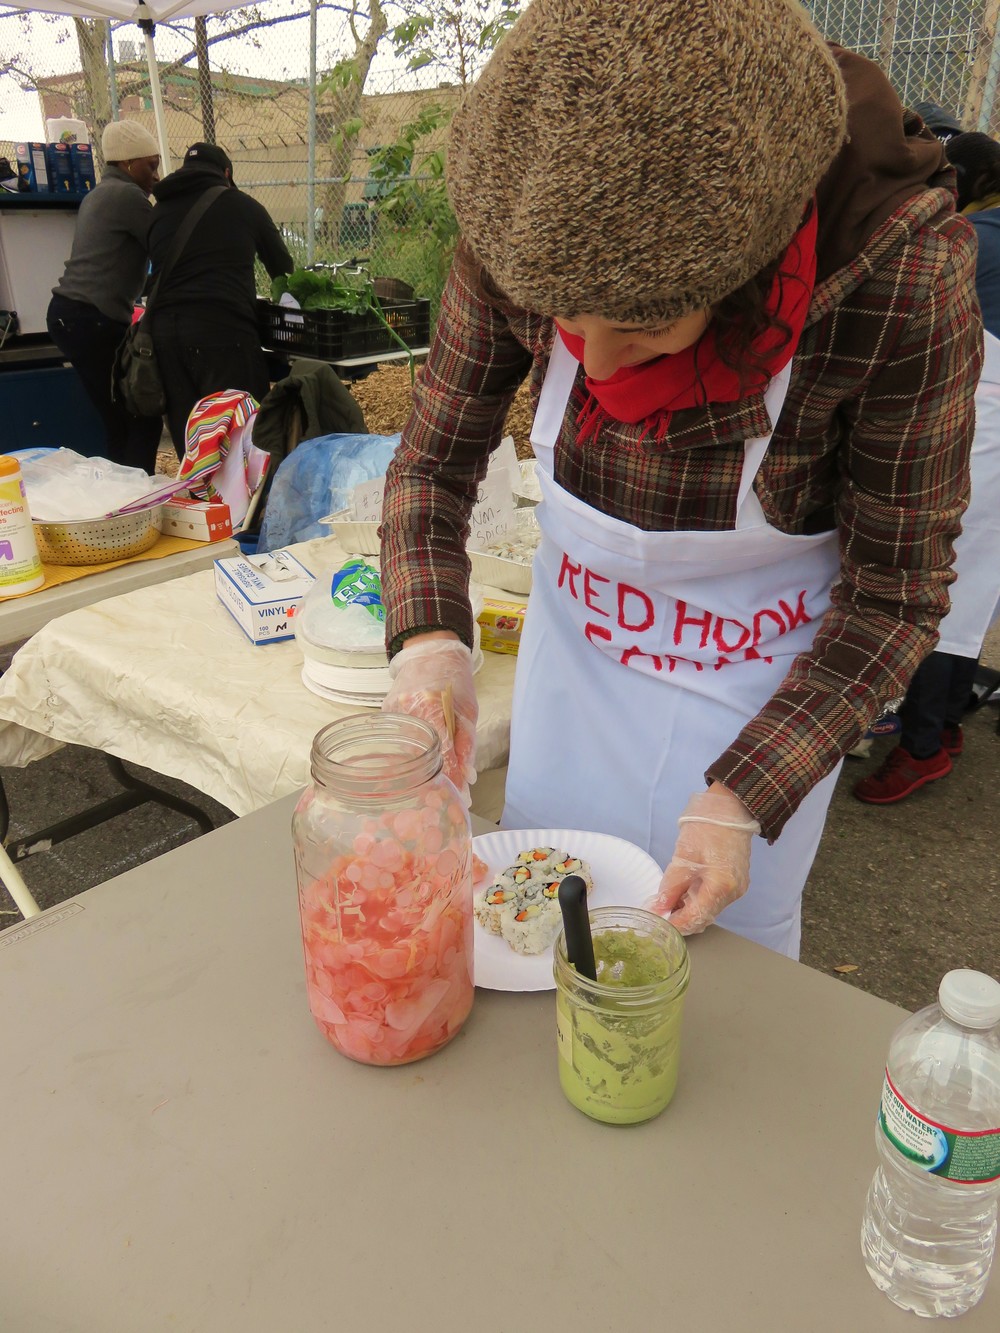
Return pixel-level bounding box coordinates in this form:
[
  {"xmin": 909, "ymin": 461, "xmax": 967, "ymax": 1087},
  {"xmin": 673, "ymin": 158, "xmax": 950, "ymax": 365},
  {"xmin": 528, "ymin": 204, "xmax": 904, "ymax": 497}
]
[{"xmin": 380, "ymin": 187, "xmax": 982, "ymax": 839}]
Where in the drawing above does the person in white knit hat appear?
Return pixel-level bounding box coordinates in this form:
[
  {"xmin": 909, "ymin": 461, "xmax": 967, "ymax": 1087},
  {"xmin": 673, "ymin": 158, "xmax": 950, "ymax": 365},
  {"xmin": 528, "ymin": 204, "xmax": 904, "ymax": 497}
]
[{"xmin": 47, "ymin": 119, "xmax": 163, "ymax": 471}]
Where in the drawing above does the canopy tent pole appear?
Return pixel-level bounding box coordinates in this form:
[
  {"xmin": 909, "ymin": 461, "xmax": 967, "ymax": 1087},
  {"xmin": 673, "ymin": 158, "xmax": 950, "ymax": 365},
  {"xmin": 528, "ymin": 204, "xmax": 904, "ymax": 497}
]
[
  {"xmin": 135, "ymin": 1, "xmax": 172, "ymax": 170},
  {"xmin": 106, "ymin": 21, "xmax": 120, "ymax": 120},
  {"xmin": 306, "ymin": 0, "xmax": 317, "ymax": 264}
]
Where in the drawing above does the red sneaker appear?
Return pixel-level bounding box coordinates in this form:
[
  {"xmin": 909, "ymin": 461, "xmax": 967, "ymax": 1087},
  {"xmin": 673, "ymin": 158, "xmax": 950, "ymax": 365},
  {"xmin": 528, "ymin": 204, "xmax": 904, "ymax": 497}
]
[
  {"xmin": 852, "ymin": 745, "xmax": 952, "ymax": 805},
  {"xmin": 941, "ymin": 725, "xmax": 964, "ymax": 757}
]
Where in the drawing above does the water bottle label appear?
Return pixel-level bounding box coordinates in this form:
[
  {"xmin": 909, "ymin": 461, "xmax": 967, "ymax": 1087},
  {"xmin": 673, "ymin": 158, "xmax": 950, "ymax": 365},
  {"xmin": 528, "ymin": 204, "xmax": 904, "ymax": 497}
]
[
  {"xmin": 879, "ymin": 1070, "xmax": 1000, "ymax": 1183},
  {"xmin": 329, "ymin": 560, "xmax": 385, "ymax": 624}
]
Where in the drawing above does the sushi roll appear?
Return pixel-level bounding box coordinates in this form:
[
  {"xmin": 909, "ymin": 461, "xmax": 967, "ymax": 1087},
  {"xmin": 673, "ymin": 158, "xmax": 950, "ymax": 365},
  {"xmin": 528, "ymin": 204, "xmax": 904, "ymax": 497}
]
[
  {"xmin": 515, "ymin": 846, "xmax": 560, "ymax": 867},
  {"xmin": 475, "ymin": 846, "xmax": 593, "ymax": 955},
  {"xmin": 499, "ymin": 884, "xmax": 562, "ymax": 955},
  {"xmin": 474, "ymin": 864, "xmax": 521, "ymax": 935}
]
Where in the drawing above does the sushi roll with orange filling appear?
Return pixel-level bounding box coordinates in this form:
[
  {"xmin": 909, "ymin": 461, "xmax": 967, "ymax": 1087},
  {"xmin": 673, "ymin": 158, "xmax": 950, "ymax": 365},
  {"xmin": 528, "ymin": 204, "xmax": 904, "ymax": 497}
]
[
  {"xmin": 474, "ymin": 866, "xmax": 521, "ymax": 935},
  {"xmin": 474, "ymin": 846, "xmax": 593, "ymax": 955}
]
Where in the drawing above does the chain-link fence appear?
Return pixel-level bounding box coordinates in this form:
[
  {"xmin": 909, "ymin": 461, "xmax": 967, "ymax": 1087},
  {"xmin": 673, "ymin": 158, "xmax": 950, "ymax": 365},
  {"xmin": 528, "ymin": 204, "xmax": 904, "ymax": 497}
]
[
  {"xmin": 0, "ymin": 2, "xmax": 487, "ymax": 314},
  {"xmin": 3, "ymin": 1, "xmax": 1000, "ymax": 321},
  {"xmin": 807, "ymin": 1, "xmax": 1000, "ymax": 129}
]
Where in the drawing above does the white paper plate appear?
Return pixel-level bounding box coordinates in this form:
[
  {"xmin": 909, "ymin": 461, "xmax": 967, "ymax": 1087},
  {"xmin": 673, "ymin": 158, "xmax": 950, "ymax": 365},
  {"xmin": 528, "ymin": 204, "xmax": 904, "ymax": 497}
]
[
  {"xmin": 300, "ymin": 668, "xmax": 385, "ymax": 707},
  {"xmin": 302, "ymin": 657, "xmax": 392, "ymax": 693},
  {"xmin": 300, "ymin": 647, "xmax": 486, "ymax": 707},
  {"xmin": 471, "ymin": 827, "xmax": 663, "ymax": 992}
]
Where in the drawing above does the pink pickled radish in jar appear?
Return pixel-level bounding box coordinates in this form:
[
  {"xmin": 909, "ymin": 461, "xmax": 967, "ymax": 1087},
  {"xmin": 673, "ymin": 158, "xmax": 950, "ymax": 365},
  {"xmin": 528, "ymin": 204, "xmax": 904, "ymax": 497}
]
[{"xmin": 292, "ymin": 714, "xmax": 474, "ymax": 1065}]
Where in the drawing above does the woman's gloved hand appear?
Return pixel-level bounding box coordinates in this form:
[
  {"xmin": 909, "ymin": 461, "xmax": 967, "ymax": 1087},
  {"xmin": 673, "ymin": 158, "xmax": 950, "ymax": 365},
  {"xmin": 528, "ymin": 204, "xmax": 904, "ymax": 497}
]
[
  {"xmin": 382, "ymin": 638, "xmax": 478, "ymax": 804},
  {"xmin": 645, "ymin": 784, "xmax": 759, "ymax": 935}
]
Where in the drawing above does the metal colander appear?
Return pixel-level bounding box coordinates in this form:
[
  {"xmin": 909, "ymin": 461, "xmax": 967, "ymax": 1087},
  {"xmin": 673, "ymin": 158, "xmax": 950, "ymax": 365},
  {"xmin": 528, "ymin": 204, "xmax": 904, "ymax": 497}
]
[{"xmin": 32, "ymin": 508, "xmax": 164, "ymax": 567}]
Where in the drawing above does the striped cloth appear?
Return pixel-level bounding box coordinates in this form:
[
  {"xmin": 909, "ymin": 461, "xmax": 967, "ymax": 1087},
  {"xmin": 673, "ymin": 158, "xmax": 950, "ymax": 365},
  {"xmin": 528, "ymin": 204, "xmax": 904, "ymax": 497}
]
[{"xmin": 178, "ymin": 390, "xmax": 259, "ymax": 500}]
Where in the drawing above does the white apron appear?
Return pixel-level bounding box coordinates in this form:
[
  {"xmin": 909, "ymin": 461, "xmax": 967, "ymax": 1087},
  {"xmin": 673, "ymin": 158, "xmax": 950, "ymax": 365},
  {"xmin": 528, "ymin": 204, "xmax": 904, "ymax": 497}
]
[
  {"xmin": 501, "ymin": 340, "xmax": 843, "ymax": 958},
  {"xmin": 935, "ymin": 329, "xmax": 1000, "ymax": 657}
]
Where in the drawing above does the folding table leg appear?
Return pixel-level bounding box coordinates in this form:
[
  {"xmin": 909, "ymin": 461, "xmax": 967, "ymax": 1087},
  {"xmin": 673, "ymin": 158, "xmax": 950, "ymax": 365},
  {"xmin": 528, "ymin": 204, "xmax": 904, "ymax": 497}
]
[
  {"xmin": 103, "ymin": 757, "xmax": 218, "ymax": 834},
  {"xmin": 0, "ymin": 841, "xmax": 41, "ymax": 918},
  {"xmin": 0, "ymin": 755, "xmax": 220, "ymax": 903}
]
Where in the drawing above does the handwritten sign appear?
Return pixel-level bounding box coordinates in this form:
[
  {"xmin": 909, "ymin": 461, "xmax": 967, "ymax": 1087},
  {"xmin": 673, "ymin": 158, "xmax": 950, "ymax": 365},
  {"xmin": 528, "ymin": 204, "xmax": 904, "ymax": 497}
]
[
  {"xmin": 350, "ymin": 433, "xmax": 520, "ymax": 529},
  {"xmin": 350, "ymin": 477, "xmax": 385, "ymax": 521},
  {"xmin": 470, "ymin": 471, "xmax": 517, "ymax": 548},
  {"xmin": 488, "ymin": 435, "xmax": 520, "ymax": 485}
]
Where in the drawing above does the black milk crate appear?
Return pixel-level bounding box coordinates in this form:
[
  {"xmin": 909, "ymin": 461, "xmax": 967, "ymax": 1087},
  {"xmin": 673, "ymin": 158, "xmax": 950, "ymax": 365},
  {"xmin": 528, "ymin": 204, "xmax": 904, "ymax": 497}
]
[
  {"xmin": 259, "ymin": 301, "xmax": 347, "ymax": 358},
  {"xmin": 339, "ymin": 298, "xmax": 431, "ymax": 358},
  {"xmin": 259, "ymin": 297, "xmax": 430, "ymax": 361}
]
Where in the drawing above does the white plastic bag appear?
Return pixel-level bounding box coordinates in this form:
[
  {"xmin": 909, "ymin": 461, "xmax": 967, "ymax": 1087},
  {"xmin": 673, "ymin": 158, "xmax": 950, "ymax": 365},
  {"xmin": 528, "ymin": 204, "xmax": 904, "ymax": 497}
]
[{"xmin": 17, "ymin": 449, "xmax": 170, "ymax": 522}]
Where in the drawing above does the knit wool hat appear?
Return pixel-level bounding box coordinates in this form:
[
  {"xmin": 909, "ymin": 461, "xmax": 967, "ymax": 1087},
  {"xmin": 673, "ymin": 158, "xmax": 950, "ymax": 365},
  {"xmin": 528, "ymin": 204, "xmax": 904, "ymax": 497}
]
[
  {"xmin": 448, "ymin": 0, "xmax": 848, "ymax": 323},
  {"xmin": 101, "ymin": 119, "xmax": 159, "ymax": 163}
]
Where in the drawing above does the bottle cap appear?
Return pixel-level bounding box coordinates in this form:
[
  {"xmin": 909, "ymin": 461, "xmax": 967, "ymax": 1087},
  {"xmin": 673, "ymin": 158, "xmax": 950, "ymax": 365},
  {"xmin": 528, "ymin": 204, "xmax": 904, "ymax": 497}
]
[
  {"xmin": 939, "ymin": 969, "xmax": 1000, "ymax": 1029},
  {"xmin": 0, "ymin": 456, "xmax": 21, "ymax": 477}
]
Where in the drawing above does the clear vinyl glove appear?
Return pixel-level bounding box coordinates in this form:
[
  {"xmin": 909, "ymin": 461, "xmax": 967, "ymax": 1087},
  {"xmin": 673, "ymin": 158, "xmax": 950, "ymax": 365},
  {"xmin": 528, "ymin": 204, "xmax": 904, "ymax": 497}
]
[
  {"xmin": 644, "ymin": 786, "xmax": 760, "ymax": 936},
  {"xmin": 382, "ymin": 639, "xmax": 478, "ymax": 805}
]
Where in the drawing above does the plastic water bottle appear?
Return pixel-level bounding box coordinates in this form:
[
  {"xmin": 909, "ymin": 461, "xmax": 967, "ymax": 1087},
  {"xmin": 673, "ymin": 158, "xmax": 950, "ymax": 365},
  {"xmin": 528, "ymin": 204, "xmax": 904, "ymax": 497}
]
[{"xmin": 860, "ymin": 969, "xmax": 1000, "ymax": 1318}]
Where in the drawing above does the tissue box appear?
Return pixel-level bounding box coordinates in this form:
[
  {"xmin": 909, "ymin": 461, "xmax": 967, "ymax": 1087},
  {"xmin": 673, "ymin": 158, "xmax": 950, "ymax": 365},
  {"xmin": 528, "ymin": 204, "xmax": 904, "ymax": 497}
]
[
  {"xmin": 160, "ymin": 498, "xmax": 233, "ymax": 542},
  {"xmin": 214, "ymin": 549, "xmax": 315, "ymax": 645},
  {"xmin": 478, "ymin": 597, "xmax": 527, "ymax": 655}
]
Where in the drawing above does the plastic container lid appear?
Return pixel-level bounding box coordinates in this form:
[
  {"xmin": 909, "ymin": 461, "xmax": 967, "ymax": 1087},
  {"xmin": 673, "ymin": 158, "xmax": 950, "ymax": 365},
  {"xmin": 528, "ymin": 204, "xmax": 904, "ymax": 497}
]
[
  {"xmin": 0, "ymin": 455, "xmax": 22, "ymax": 476},
  {"xmin": 939, "ymin": 970, "xmax": 1000, "ymax": 1029}
]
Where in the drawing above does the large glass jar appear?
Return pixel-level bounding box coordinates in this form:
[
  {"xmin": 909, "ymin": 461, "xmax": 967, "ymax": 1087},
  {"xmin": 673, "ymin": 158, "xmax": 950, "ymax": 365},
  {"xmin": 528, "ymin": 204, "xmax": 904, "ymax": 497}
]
[{"xmin": 292, "ymin": 714, "xmax": 474, "ymax": 1066}]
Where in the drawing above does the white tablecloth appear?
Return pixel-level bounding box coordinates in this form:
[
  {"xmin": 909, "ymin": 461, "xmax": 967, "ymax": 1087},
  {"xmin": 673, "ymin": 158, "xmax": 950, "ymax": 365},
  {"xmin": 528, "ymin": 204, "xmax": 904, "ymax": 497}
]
[{"xmin": 0, "ymin": 537, "xmax": 517, "ymax": 817}]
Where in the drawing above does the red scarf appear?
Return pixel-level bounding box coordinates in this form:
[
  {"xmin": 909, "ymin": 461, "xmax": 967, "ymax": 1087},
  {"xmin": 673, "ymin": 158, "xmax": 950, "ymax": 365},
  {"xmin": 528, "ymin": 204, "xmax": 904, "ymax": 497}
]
[{"xmin": 557, "ymin": 203, "xmax": 818, "ymax": 443}]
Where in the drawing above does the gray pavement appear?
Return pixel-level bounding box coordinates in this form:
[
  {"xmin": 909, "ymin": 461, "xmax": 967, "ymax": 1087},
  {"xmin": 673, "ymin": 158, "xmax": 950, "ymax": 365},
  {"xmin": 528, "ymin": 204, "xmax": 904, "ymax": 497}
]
[
  {"xmin": 801, "ymin": 695, "xmax": 1000, "ymax": 1010},
  {"xmin": 0, "ymin": 745, "xmax": 235, "ymax": 923}
]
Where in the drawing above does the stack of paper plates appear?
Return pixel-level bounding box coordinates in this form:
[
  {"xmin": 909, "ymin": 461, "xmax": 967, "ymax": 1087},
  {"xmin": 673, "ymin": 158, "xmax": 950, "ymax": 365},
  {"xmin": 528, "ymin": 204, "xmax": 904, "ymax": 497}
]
[
  {"xmin": 295, "ymin": 566, "xmax": 487, "ymax": 706},
  {"xmin": 300, "ymin": 647, "xmax": 485, "ymax": 707}
]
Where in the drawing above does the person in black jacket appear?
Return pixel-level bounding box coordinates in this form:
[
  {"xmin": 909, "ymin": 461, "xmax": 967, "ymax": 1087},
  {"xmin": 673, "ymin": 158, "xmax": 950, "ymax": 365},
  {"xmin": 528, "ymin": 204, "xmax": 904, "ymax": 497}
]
[{"xmin": 147, "ymin": 143, "xmax": 293, "ymax": 453}]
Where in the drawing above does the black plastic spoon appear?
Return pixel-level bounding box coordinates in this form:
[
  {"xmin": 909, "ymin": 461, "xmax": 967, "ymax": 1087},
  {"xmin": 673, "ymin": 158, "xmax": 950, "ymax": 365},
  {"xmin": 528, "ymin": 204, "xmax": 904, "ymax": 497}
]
[{"xmin": 558, "ymin": 874, "xmax": 597, "ymax": 981}]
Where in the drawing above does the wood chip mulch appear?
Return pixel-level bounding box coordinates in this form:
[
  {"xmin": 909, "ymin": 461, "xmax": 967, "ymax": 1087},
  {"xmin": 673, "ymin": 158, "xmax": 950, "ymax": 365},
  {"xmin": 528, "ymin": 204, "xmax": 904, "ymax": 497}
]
[{"xmin": 349, "ymin": 364, "xmax": 536, "ymax": 458}]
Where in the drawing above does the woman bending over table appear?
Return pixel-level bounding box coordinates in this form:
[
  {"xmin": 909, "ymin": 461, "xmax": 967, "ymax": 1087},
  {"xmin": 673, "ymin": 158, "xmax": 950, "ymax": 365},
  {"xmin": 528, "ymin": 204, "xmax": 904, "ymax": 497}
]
[{"xmin": 379, "ymin": 0, "xmax": 981, "ymax": 959}]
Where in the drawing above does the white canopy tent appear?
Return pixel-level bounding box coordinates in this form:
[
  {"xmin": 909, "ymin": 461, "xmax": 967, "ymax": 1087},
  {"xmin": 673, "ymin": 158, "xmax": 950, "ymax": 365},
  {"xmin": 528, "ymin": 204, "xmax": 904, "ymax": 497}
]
[{"xmin": 6, "ymin": 0, "xmax": 286, "ymax": 173}]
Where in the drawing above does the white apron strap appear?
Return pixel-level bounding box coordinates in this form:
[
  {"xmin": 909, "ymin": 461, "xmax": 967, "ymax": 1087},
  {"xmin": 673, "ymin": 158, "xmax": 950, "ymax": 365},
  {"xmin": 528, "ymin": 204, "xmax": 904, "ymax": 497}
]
[
  {"xmin": 531, "ymin": 337, "xmax": 579, "ymax": 450},
  {"xmin": 735, "ymin": 362, "xmax": 792, "ymax": 529}
]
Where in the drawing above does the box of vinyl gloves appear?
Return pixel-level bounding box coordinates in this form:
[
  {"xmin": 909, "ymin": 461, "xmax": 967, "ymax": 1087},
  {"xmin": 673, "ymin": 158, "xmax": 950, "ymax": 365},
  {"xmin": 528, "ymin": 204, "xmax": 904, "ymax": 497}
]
[{"xmin": 214, "ymin": 549, "xmax": 315, "ymax": 644}]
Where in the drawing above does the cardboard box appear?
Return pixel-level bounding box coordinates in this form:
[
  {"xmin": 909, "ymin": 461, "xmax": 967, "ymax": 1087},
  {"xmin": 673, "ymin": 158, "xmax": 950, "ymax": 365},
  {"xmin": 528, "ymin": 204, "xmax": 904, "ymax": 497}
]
[
  {"xmin": 45, "ymin": 142, "xmax": 75, "ymax": 195},
  {"xmin": 478, "ymin": 596, "xmax": 527, "ymax": 655},
  {"xmin": 14, "ymin": 142, "xmax": 49, "ymax": 193},
  {"xmin": 69, "ymin": 143, "xmax": 96, "ymax": 194},
  {"xmin": 214, "ymin": 549, "xmax": 315, "ymax": 645},
  {"xmin": 160, "ymin": 498, "xmax": 233, "ymax": 542}
]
